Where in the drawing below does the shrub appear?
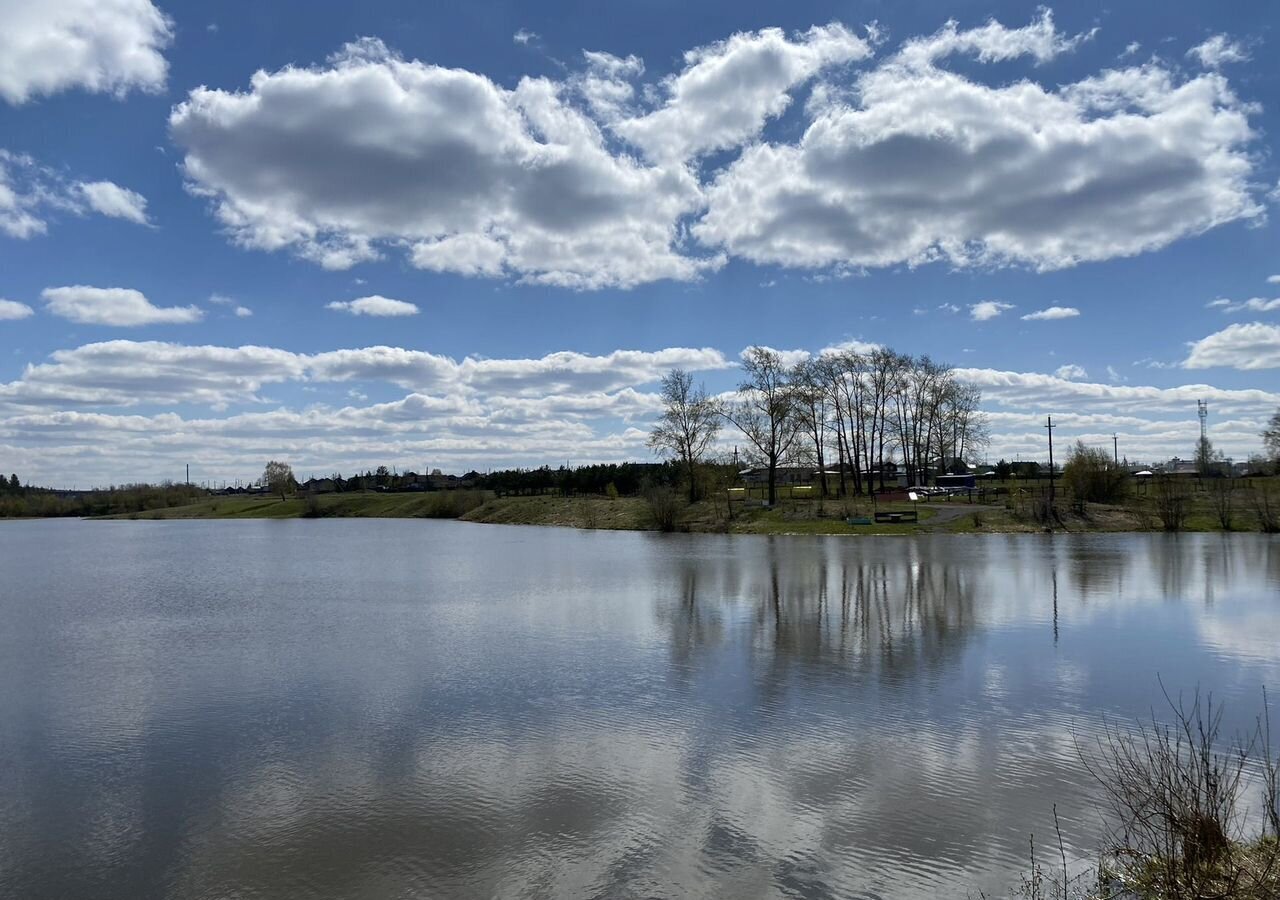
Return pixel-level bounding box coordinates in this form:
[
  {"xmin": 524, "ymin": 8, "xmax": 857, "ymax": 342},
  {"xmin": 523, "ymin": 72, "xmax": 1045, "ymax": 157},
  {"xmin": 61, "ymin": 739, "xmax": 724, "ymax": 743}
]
[
  {"xmin": 1210, "ymin": 479, "xmax": 1236, "ymax": 530},
  {"xmin": 1153, "ymin": 477, "xmax": 1189, "ymax": 532},
  {"xmin": 642, "ymin": 481, "xmax": 680, "ymax": 532},
  {"xmin": 1062, "ymin": 441, "xmax": 1128, "ymax": 504},
  {"xmin": 1251, "ymin": 488, "xmax": 1280, "ymax": 534}
]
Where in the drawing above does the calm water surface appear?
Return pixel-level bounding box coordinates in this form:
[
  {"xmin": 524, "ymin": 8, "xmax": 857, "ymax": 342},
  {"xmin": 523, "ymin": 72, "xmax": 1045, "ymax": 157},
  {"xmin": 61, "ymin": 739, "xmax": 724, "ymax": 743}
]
[{"xmin": 1, "ymin": 520, "xmax": 1277, "ymax": 899}]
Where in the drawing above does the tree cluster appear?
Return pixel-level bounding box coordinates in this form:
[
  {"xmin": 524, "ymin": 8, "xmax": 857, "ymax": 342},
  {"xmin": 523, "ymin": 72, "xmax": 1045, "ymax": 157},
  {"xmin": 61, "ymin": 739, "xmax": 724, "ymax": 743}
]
[
  {"xmin": 476, "ymin": 462, "xmax": 677, "ymax": 497},
  {"xmin": 650, "ymin": 345, "xmax": 988, "ymax": 505}
]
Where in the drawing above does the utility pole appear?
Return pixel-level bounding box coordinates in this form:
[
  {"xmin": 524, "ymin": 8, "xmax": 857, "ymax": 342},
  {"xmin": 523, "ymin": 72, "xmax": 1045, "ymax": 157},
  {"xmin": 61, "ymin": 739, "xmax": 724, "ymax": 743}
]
[
  {"xmin": 1045, "ymin": 416, "xmax": 1056, "ymax": 506},
  {"xmin": 1112, "ymin": 434, "xmax": 1118, "ymax": 467},
  {"xmin": 185, "ymin": 463, "xmax": 189, "ymax": 486}
]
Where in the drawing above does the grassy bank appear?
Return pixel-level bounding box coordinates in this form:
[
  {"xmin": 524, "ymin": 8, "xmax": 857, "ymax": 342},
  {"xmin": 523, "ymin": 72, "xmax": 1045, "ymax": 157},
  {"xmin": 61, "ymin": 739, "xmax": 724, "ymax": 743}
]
[
  {"xmin": 98, "ymin": 491, "xmax": 490, "ymax": 520},
  {"xmin": 94, "ymin": 480, "xmax": 1280, "ymax": 536}
]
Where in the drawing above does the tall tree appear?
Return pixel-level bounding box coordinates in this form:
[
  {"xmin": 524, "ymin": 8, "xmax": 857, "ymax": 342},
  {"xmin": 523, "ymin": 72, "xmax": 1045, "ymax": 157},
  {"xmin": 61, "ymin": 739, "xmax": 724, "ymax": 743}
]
[
  {"xmin": 794, "ymin": 359, "xmax": 832, "ymax": 498},
  {"xmin": 1264, "ymin": 408, "xmax": 1280, "ymax": 466},
  {"xmin": 723, "ymin": 347, "xmax": 802, "ymax": 506},
  {"xmin": 263, "ymin": 460, "xmax": 294, "ymax": 502},
  {"xmin": 648, "ymin": 369, "xmax": 722, "ymax": 503}
]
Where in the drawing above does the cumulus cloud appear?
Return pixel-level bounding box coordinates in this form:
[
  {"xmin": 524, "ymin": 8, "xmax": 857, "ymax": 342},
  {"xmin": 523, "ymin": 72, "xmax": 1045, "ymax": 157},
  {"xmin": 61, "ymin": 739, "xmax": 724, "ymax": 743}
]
[
  {"xmin": 896, "ymin": 9, "xmax": 1092, "ymax": 67},
  {"xmin": 326, "ymin": 295, "xmax": 420, "ymax": 317},
  {"xmin": 512, "ymin": 29, "xmax": 538, "ymax": 46},
  {"xmin": 1183, "ymin": 323, "xmax": 1280, "ymax": 370},
  {"xmin": 41, "ymin": 286, "xmax": 203, "ymax": 326},
  {"xmin": 76, "ymin": 181, "xmax": 149, "ymax": 224},
  {"xmin": 1268, "ymin": 275, "xmax": 1280, "ymax": 285},
  {"xmin": 694, "ymin": 15, "xmax": 1261, "ymax": 274},
  {"xmin": 1054, "ymin": 364, "xmax": 1088, "ymax": 380},
  {"xmin": 0, "ymin": 0, "xmax": 171, "ymax": 104},
  {"xmin": 957, "ymin": 366, "xmax": 1279, "ymax": 415},
  {"xmin": 1, "ymin": 151, "xmax": 152, "ymax": 237},
  {"xmin": 970, "ymin": 301, "xmax": 1014, "ymax": 321},
  {"xmin": 612, "ymin": 24, "xmax": 872, "ymax": 162},
  {"xmin": 0, "ymin": 341, "xmax": 732, "ymax": 411},
  {"xmin": 0, "ymin": 299, "xmax": 34, "ymax": 320},
  {"xmin": 170, "ymin": 14, "xmax": 1266, "ymax": 288},
  {"xmin": 170, "ymin": 38, "xmax": 718, "ymax": 289},
  {"xmin": 1187, "ymin": 34, "xmax": 1249, "ymax": 69},
  {"xmin": 1021, "ymin": 306, "xmax": 1080, "ymax": 321}
]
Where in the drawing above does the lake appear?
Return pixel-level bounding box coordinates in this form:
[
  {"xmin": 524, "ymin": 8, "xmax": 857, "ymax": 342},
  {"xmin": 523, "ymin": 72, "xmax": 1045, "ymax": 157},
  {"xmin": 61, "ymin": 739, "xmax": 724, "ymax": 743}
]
[{"xmin": 1, "ymin": 519, "xmax": 1277, "ymax": 899}]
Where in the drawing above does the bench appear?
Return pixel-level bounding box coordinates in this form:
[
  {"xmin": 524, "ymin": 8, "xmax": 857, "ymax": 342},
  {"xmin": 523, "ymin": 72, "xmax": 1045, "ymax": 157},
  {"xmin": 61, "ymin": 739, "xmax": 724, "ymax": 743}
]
[{"xmin": 874, "ymin": 510, "xmax": 919, "ymax": 524}]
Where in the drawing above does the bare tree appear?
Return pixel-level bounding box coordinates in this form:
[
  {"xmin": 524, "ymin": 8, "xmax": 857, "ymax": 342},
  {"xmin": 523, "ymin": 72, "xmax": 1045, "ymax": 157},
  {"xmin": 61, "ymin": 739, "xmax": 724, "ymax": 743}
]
[
  {"xmin": 648, "ymin": 369, "xmax": 722, "ymax": 503},
  {"xmin": 263, "ymin": 460, "xmax": 294, "ymax": 502},
  {"xmin": 1264, "ymin": 408, "xmax": 1280, "ymax": 467},
  {"xmin": 723, "ymin": 347, "xmax": 802, "ymax": 506},
  {"xmin": 793, "ymin": 359, "xmax": 833, "ymax": 498}
]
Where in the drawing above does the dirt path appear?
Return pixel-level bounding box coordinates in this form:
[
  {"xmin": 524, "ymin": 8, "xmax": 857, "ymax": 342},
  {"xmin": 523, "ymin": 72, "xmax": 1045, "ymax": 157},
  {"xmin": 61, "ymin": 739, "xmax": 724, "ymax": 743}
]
[{"xmin": 918, "ymin": 502, "xmax": 1002, "ymax": 526}]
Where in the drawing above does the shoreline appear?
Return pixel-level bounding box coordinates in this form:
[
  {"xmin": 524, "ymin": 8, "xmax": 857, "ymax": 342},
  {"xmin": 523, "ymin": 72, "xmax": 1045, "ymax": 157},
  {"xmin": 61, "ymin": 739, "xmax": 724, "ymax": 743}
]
[{"xmin": 83, "ymin": 491, "xmax": 1280, "ymax": 536}]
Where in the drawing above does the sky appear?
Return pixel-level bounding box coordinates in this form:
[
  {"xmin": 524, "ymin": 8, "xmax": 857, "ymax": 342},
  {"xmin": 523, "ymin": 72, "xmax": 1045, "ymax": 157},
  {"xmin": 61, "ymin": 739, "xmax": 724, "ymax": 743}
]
[{"xmin": 0, "ymin": 0, "xmax": 1278, "ymax": 487}]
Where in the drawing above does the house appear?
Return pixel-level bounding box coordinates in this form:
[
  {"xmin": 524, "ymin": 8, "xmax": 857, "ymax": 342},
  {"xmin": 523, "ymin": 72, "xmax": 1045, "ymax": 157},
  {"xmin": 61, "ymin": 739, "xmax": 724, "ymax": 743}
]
[
  {"xmin": 300, "ymin": 477, "xmax": 336, "ymax": 494},
  {"xmin": 933, "ymin": 456, "xmax": 971, "ymax": 475},
  {"xmin": 738, "ymin": 466, "xmax": 814, "ymax": 486},
  {"xmin": 1159, "ymin": 457, "xmax": 1200, "ymax": 476}
]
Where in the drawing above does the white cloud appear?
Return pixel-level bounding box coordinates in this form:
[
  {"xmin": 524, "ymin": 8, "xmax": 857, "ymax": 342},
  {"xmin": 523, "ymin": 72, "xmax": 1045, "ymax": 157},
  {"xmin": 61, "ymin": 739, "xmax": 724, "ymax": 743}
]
[
  {"xmin": 1021, "ymin": 306, "xmax": 1080, "ymax": 321},
  {"xmin": 896, "ymin": 9, "xmax": 1092, "ymax": 68},
  {"xmin": 613, "ymin": 24, "xmax": 872, "ymax": 162},
  {"xmin": 0, "ymin": 0, "xmax": 171, "ymax": 104},
  {"xmin": 208, "ymin": 293, "xmax": 251, "ymax": 318},
  {"xmin": 1208, "ymin": 297, "xmax": 1280, "ymax": 314},
  {"xmin": 818, "ymin": 338, "xmax": 880, "ymax": 356},
  {"xmin": 0, "ymin": 152, "xmax": 53, "ymax": 238},
  {"xmin": 1, "ymin": 151, "xmax": 152, "ymax": 236},
  {"xmin": 1120, "ymin": 41, "xmax": 1141, "ymax": 59},
  {"xmin": 170, "ymin": 38, "xmax": 718, "ymax": 289},
  {"xmin": 76, "ymin": 181, "xmax": 149, "ymax": 225},
  {"xmin": 1183, "ymin": 322, "xmax": 1280, "ymax": 370},
  {"xmin": 512, "ymin": 29, "xmax": 538, "ymax": 46},
  {"xmin": 326, "ymin": 295, "xmax": 420, "ymax": 317},
  {"xmin": 41, "ymin": 286, "xmax": 203, "ymax": 326},
  {"xmin": 695, "ymin": 16, "xmax": 1261, "ymax": 274},
  {"xmin": 0, "ymin": 299, "xmax": 34, "ymax": 320},
  {"xmin": 1105, "ymin": 365, "xmax": 1126, "ymax": 383},
  {"xmin": 1268, "ymin": 275, "xmax": 1280, "ymax": 285},
  {"xmin": 970, "ymin": 301, "xmax": 1014, "ymax": 321},
  {"xmin": 957, "ymin": 366, "xmax": 1279, "ymax": 415},
  {"xmin": 0, "ymin": 340, "xmax": 732, "ymax": 411},
  {"xmin": 1187, "ymin": 34, "xmax": 1249, "ymax": 69},
  {"xmin": 0, "ymin": 336, "xmax": 1275, "ymax": 484},
  {"xmin": 1054, "ymin": 364, "xmax": 1088, "ymax": 380},
  {"xmin": 170, "ymin": 15, "xmax": 1265, "ymax": 288},
  {"xmin": 938, "ymin": 303, "xmax": 960, "ymax": 314},
  {"xmin": 738, "ymin": 345, "xmax": 812, "ymax": 368}
]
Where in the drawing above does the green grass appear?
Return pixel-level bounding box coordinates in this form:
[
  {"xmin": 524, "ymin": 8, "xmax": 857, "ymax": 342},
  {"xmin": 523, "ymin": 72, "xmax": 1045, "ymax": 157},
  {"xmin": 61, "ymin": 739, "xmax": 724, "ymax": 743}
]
[{"xmin": 95, "ymin": 478, "xmax": 1280, "ymax": 535}]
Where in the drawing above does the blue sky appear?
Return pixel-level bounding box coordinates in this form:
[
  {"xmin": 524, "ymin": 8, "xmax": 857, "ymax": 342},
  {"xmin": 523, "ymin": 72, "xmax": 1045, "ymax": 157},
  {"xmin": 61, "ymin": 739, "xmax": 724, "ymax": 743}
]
[{"xmin": 0, "ymin": 0, "xmax": 1278, "ymax": 485}]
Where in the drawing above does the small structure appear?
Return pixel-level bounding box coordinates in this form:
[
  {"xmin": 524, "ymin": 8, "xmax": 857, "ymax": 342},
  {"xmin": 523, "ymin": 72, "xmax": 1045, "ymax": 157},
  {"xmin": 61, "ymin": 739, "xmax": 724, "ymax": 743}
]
[
  {"xmin": 874, "ymin": 509, "xmax": 919, "ymax": 524},
  {"xmin": 737, "ymin": 466, "xmax": 814, "ymax": 486}
]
